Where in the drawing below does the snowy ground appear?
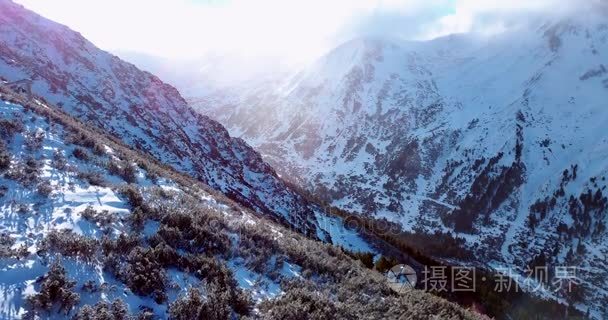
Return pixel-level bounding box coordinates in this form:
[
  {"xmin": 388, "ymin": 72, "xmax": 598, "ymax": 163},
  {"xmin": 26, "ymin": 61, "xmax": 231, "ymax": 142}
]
[{"xmin": 0, "ymin": 99, "xmax": 371, "ymax": 318}]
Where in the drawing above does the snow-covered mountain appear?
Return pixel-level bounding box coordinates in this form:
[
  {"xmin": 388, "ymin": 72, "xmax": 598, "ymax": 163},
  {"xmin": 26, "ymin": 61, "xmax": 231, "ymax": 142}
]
[
  {"xmin": 0, "ymin": 0, "xmax": 324, "ymax": 237},
  {"xmin": 0, "ymin": 84, "xmax": 483, "ymax": 319},
  {"xmin": 189, "ymin": 5, "xmax": 608, "ymax": 316}
]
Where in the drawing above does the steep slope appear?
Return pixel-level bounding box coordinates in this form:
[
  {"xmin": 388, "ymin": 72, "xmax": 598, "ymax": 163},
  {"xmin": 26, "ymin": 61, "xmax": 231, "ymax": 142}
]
[
  {"xmin": 196, "ymin": 37, "xmax": 461, "ymax": 216},
  {"xmin": 0, "ymin": 86, "xmax": 481, "ymax": 319},
  {"xmin": 0, "ymin": 0, "xmax": 317, "ymax": 236},
  {"xmin": 189, "ymin": 7, "xmax": 608, "ymax": 317}
]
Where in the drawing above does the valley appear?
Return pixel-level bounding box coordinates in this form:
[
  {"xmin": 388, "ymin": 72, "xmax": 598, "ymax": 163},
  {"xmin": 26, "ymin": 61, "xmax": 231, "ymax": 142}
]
[{"xmin": 0, "ymin": 0, "xmax": 607, "ymax": 318}]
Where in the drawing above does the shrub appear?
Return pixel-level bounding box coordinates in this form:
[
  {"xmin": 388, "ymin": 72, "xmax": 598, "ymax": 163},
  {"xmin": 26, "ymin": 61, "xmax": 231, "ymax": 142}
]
[
  {"xmin": 51, "ymin": 150, "xmax": 67, "ymax": 170},
  {"xmin": 92, "ymin": 143, "xmax": 106, "ymax": 156},
  {"xmin": 145, "ymin": 169, "xmax": 159, "ymax": 183},
  {"xmin": 36, "ymin": 180, "xmax": 54, "ymax": 197},
  {"xmin": 0, "ymin": 118, "xmax": 24, "ymax": 140},
  {"xmin": 259, "ymin": 284, "xmax": 350, "ymax": 320},
  {"xmin": 0, "ymin": 233, "xmax": 15, "ymax": 258},
  {"xmin": 77, "ymin": 170, "xmax": 107, "ymax": 187},
  {"xmin": 108, "ymin": 159, "xmax": 137, "ymax": 183},
  {"xmin": 168, "ymin": 287, "xmax": 207, "ymax": 320},
  {"xmin": 123, "ymin": 246, "xmax": 167, "ymax": 303},
  {"xmin": 14, "ymin": 243, "xmax": 29, "ymax": 259},
  {"xmin": 374, "ymin": 255, "xmax": 399, "ymax": 273},
  {"xmin": 0, "ymin": 151, "xmax": 9, "ymax": 171},
  {"xmin": 81, "ymin": 206, "xmax": 116, "ymax": 227},
  {"xmin": 81, "ymin": 280, "xmax": 99, "ymax": 293},
  {"xmin": 344, "ymin": 250, "xmax": 374, "ymax": 269},
  {"xmin": 118, "ymin": 185, "xmax": 145, "ymax": 209},
  {"xmin": 27, "ymin": 262, "xmax": 80, "ymax": 315},
  {"xmin": 101, "ymin": 234, "xmax": 141, "ymax": 256},
  {"xmin": 17, "ymin": 203, "xmax": 29, "ymax": 215},
  {"xmin": 40, "ymin": 229, "xmax": 98, "ymax": 259},
  {"xmin": 155, "ymin": 211, "xmax": 230, "ymax": 255},
  {"xmin": 168, "ymin": 286, "xmax": 231, "ymax": 320},
  {"xmin": 150, "ymin": 242, "xmax": 180, "ymax": 268},
  {"xmin": 127, "ymin": 207, "xmax": 146, "ymax": 232},
  {"xmin": 25, "ymin": 129, "xmax": 45, "ymax": 151},
  {"xmin": 0, "ymin": 141, "xmax": 10, "ymax": 171},
  {"xmin": 135, "ymin": 308, "xmax": 155, "ymax": 320},
  {"xmin": 178, "ymin": 255, "xmax": 251, "ymax": 316},
  {"xmin": 121, "ymin": 162, "xmax": 137, "ymax": 184},
  {"xmin": 5, "ymin": 157, "xmax": 40, "ymax": 186},
  {"xmin": 72, "ymin": 299, "xmax": 130, "ymax": 320},
  {"xmin": 73, "ymin": 147, "xmax": 90, "ymax": 161},
  {"xmin": 65, "ymin": 131, "xmax": 98, "ymax": 150}
]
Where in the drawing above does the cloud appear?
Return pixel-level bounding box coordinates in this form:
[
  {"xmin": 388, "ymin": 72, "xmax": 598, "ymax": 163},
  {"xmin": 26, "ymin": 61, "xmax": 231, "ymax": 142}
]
[
  {"xmin": 14, "ymin": 0, "xmax": 603, "ymax": 63},
  {"xmin": 16, "ymin": 0, "xmax": 372, "ymax": 61},
  {"xmin": 420, "ymin": 0, "xmax": 602, "ymax": 39},
  {"xmin": 333, "ymin": 0, "xmax": 454, "ymax": 42}
]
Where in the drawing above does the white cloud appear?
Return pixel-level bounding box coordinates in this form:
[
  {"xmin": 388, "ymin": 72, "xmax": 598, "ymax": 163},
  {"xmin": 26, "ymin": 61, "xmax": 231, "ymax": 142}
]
[
  {"xmin": 14, "ymin": 0, "xmax": 383, "ymax": 62},
  {"xmin": 14, "ymin": 0, "xmax": 602, "ymax": 63},
  {"xmin": 421, "ymin": 0, "xmax": 602, "ymax": 39}
]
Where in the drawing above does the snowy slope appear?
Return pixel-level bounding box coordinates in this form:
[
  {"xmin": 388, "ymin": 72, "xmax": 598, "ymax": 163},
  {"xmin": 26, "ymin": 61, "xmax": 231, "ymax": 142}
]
[
  {"xmin": 0, "ymin": 97, "xmax": 203, "ymax": 318},
  {"xmin": 0, "ymin": 0, "xmax": 320, "ymax": 237},
  {"xmin": 0, "ymin": 87, "xmax": 479, "ymax": 319},
  {"xmin": 189, "ymin": 6, "xmax": 608, "ymax": 316}
]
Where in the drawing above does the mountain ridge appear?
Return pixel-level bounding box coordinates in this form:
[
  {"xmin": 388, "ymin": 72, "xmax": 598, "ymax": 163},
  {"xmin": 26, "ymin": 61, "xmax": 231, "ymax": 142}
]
[
  {"xmin": 188, "ymin": 11, "xmax": 608, "ymax": 316},
  {"xmin": 0, "ymin": 0, "xmax": 320, "ymax": 237}
]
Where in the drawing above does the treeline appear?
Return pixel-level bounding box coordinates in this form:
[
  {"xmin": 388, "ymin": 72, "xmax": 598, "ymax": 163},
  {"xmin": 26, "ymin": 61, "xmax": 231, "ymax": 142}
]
[{"xmin": 331, "ymin": 208, "xmax": 585, "ymax": 319}]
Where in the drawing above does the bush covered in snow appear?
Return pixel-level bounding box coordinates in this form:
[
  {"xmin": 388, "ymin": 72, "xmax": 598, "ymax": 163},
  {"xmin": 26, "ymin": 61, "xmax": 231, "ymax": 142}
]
[
  {"xmin": 24, "ymin": 128, "xmax": 44, "ymax": 151},
  {"xmin": 51, "ymin": 150, "xmax": 69, "ymax": 171},
  {"xmin": 259, "ymin": 283, "xmax": 348, "ymax": 320},
  {"xmin": 0, "ymin": 141, "xmax": 10, "ymax": 171},
  {"xmin": 122, "ymin": 246, "xmax": 168, "ymax": 303},
  {"xmin": 81, "ymin": 206, "xmax": 116, "ymax": 227},
  {"xmin": 40, "ymin": 229, "xmax": 98, "ymax": 260},
  {"xmin": 5, "ymin": 156, "xmax": 41, "ymax": 186},
  {"xmin": 77, "ymin": 170, "xmax": 107, "ymax": 187},
  {"xmin": 36, "ymin": 179, "xmax": 54, "ymax": 197},
  {"xmin": 26, "ymin": 262, "xmax": 80, "ymax": 315},
  {"xmin": 150, "ymin": 211, "xmax": 231, "ymax": 255},
  {"xmin": 168, "ymin": 286, "xmax": 230, "ymax": 320},
  {"xmin": 0, "ymin": 232, "xmax": 28, "ymax": 259},
  {"xmin": 72, "ymin": 147, "xmax": 90, "ymax": 161},
  {"xmin": 0, "ymin": 118, "xmax": 23, "ymax": 140},
  {"xmin": 118, "ymin": 184, "xmax": 146, "ymax": 209},
  {"xmin": 168, "ymin": 275, "xmax": 251, "ymax": 320},
  {"xmin": 65, "ymin": 131, "xmax": 105, "ymax": 156},
  {"xmin": 101, "ymin": 233, "xmax": 142, "ymax": 256},
  {"xmin": 107, "ymin": 159, "xmax": 137, "ymax": 184},
  {"xmin": 72, "ymin": 299, "xmax": 131, "ymax": 320}
]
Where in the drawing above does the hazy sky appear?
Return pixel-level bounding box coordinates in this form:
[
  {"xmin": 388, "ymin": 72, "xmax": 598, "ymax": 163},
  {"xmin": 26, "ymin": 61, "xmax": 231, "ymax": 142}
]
[{"xmin": 14, "ymin": 0, "xmax": 587, "ymax": 63}]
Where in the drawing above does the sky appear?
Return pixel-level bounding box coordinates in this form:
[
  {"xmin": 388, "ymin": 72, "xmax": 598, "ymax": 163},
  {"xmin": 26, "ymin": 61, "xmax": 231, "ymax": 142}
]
[{"xmin": 13, "ymin": 0, "xmax": 594, "ymax": 64}]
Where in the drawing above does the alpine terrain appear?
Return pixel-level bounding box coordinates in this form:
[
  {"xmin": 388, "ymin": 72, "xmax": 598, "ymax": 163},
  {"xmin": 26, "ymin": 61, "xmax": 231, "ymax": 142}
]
[
  {"xmin": 0, "ymin": 0, "xmax": 490, "ymax": 318},
  {"xmin": 0, "ymin": 84, "xmax": 478, "ymax": 319},
  {"xmin": 185, "ymin": 3, "xmax": 608, "ymax": 317},
  {"xmin": 0, "ymin": 0, "xmax": 606, "ymax": 318},
  {"xmin": 0, "ymin": 0, "xmax": 320, "ymax": 237}
]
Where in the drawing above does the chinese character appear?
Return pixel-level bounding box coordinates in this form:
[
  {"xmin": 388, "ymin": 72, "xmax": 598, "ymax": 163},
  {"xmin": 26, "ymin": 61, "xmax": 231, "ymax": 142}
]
[
  {"xmin": 494, "ymin": 267, "xmax": 519, "ymax": 292},
  {"xmin": 553, "ymin": 266, "xmax": 580, "ymax": 292},
  {"xmin": 452, "ymin": 267, "xmax": 475, "ymax": 292},
  {"xmin": 423, "ymin": 266, "xmax": 448, "ymax": 292},
  {"xmin": 523, "ymin": 265, "xmax": 549, "ymax": 292}
]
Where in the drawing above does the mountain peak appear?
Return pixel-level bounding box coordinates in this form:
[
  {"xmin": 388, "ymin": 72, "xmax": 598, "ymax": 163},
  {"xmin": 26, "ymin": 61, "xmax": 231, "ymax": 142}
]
[{"xmin": 325, "ymin": 36, "xmax": 405, "ymax": 64}]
